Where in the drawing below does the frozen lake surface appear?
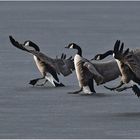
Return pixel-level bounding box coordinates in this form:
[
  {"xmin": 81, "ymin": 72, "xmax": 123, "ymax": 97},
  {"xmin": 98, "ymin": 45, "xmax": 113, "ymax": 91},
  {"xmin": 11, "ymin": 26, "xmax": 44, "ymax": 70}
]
[{"xmin": 0, "ymin": 1, "xmax": 140, "ymax": 138}]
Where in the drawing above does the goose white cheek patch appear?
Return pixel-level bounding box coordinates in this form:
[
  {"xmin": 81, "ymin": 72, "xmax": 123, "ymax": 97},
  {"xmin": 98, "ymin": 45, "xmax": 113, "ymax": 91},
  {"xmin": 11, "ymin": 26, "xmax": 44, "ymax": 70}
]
[
  {"xmin": 70, "ymin": 44, "xmax": 73, "ymax": 48},
  {"xmin": 25, "ymin": 41, "xmax": 29, "ymax": 46}
]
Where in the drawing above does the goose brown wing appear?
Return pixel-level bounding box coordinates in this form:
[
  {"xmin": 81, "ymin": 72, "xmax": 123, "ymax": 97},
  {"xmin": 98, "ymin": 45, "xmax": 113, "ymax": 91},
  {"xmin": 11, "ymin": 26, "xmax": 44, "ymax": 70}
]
[
  {"xmin": 83, "ymin": 61, "xmax": 104, "ymax": 85},
  {"xmin": 76, "ymin": 60, "xmax": 93, "ymax": 86},
  {"xmin": 113, "ymin": 41, "xmax": 140, "ymax": 79},
  {"xmin": 82, "ymin": 64, "xmax": 93, "ymax": 81},
  {"xmin": 54, "ymin": 55, "xmax": 75, "ymax": 76},
  {"xmin": 123, "ymin": 50, "xmax": 140, "ymax": 79},
  {"xmin": 83, "ymin": 61, "xmax": 97, "ymax": 74},
  {"xmin": 76, "ymin": 58, "xmax": 103, "ymax": 84},
  {"xmin": 133, "ymin": 49, "xmax": 140, "ymax": 58}
]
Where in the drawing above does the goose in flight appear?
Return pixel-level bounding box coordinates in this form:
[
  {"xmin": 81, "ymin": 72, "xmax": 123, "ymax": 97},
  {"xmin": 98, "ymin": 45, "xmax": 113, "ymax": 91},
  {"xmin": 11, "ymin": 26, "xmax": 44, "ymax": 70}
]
[{"xmin": 9, "ymin": 36, "xmax": 74, "ymax": 87}]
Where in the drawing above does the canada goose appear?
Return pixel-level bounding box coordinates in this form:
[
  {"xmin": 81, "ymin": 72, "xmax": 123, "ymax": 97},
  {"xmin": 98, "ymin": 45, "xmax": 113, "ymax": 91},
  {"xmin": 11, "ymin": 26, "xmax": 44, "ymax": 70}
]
[
  {"xmin": 65, "ymin": 43, "xmax": 120, "ymax": 94},
  {"xmin": 9, "ymin": 36, "xmax": 74, "ymax": 87},
  {"xmin": 94, "ymin": 40, "xmax": 140, "ymax": 97},
  {"xmin": 65, "ymin": 43, "xmax": 96, "ymax": 94},
  {"xmin": 65, "ymin": 43, "xmax": 124, "ymax": 94}
]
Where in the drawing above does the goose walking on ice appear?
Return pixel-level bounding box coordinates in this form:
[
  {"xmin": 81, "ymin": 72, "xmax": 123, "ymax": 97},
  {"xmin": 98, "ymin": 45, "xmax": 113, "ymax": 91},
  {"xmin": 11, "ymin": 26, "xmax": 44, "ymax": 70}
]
[
  {"xmin": 9, "ymin": 36, "xmax": 74, "ymax": 87},
  {"xmin": 94, "ymin": 40, "xmax": 140, "ymax": 97},
  {"xmin": 65, "ymin": 43, "xmax": 105, "ymax": 95}
]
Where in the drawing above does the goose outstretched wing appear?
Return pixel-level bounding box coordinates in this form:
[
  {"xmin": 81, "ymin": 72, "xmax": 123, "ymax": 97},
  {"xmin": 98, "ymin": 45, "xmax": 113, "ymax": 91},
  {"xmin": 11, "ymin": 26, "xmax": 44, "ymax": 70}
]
[
  {"xmin": 113, "ymin": 41, "xmax": 140, "ymax": 79},
  {"xmin": 55, "ymin": 55, "xmax": 75, "ymax": 76},
  {"xmin": 9, "ymin": 36, "xmax": 75, "ymax": 76}
]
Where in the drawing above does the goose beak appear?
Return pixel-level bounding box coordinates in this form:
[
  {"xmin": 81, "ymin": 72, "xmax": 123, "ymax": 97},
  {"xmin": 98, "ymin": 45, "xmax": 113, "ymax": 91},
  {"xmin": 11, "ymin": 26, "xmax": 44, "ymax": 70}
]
[{"xmin": 65, "ymin": 46, "xmax": 69, "ymax": 49}]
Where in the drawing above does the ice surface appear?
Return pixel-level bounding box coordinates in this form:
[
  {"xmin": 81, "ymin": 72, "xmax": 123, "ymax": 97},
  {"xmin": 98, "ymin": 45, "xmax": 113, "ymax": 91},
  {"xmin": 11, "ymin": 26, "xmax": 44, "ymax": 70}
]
[{"xmin": 0, "ymin": 1, "xmax": 140, "ymax": 138}]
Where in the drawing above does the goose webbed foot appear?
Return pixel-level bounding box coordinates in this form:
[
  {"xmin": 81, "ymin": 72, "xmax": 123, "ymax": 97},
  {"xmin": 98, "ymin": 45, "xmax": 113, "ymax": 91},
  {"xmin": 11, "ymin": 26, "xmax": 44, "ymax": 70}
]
[
  {"xmin": 36, "ymin": 80, "xmax": 48, "ymax": 87},
  {"xmin": 29, "ymin": 77, "xmax": 45, "ymax": 86},
  {"xmin": 68, "ymin": 88, "xmax": 82, "ymax": 94},
  {"xmin": 104, "ymin": 81, "xmax": 124, "ymax": 91},
  {"xmin": 29, "ymin": 79, "xmax": 38, "ymax": 86},
  {"xmin": 54, "ymin": 82, "xmax": 65, "ymax": 87},
  {"xmin": 60, "ymin": 83, "xmax": 65, "ymax": 87},
  {"xmin": 116, "ymin": 86, "xmax": 132, "ymax": 92},
  {"xmin": 104, "ymin": 85, "xmax": 118, "ymax": 91},
  {"xmin": 57, "ymin": 83, "xmax": 65, "ymax": 87}
]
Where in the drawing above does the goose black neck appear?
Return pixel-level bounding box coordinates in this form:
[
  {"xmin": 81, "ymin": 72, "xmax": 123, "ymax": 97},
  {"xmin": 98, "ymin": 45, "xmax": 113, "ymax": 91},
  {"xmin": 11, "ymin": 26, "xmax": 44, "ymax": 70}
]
[
  {"xmin": 100, "ymin": 50, "xmax": 113, "ymax": 60},
  {"xmin": 76, "ymin": 46, "xmax": 82, "ymax": 56},
  {"xmin": 25, "ymin": 40, "xmax": 40, "ymax": 52},
  {"xmin": 29, "ymin": 41, "xmax": 40, "ymax": 52}
]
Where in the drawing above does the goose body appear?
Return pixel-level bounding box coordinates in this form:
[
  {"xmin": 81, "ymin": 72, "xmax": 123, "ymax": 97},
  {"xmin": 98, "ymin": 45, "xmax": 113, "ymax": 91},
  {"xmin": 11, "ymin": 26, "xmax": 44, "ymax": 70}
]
[
  {"xmin": 9, "ymin": 36, "xmax": 74, "ymax": 87},
  {"xmin": 65, "ymin": 43, "xmax": 99, "ymax": 94},
  {"xmin": 94, "ymin": 40, "xmax": 140, "ymax": 97},
  {"xmin": 88, "ymin": 59, "xmax": 121, "ymax": 84},
  {"xmin": 33, "ymin": 55, "xmax": 45, "ymax": 76},
  {"xmin": 74, "ymin": 54, "xmax": 94, "ymax": 94},
  {"xmin": 74, "ymin": 54, "xmax": 82, "ymax": 87}
]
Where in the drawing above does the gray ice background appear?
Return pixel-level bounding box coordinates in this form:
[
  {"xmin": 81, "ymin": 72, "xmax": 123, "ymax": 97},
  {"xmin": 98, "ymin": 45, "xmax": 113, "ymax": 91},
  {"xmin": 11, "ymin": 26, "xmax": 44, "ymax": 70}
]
[{"xmin": 0, "ymin": 1, "xmax": 140, "ymax": 138}]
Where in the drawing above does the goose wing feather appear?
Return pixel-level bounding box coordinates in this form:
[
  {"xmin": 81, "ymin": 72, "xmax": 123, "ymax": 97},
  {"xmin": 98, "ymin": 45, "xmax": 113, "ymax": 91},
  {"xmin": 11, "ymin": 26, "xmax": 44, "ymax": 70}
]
[
  {"xmin": 123, "ymin": 50, "xmax": 140, "ymax": 79},
  {"xmin": 77, "ymin": 58, "xmax": 94, "ymax": 81},
  {"xmin": 113, "ymin": 41, "xmax": 140, "ymax": 79},
  {"xmin": 83, "ymin": 61, "xmax": 97, "ymax": 74},
  {"xmin": 55, "ymin": 56, "xmax": 75, "ymax": 76},
  {"xmin": 83, "ymin": 61, "xmax": 104, "ymax": 84}
]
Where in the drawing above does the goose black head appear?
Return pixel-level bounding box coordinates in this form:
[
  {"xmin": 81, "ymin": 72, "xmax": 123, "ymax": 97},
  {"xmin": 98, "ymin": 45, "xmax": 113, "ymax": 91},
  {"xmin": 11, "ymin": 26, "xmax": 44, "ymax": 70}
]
[
  {"xmin": 65, "ymin": 43, "xmax": 80, "ymax": 49},
  {"xmin": 24, "ymin": 40, "xmax": 40, "ymax": 52},
  {"xmin": 65, "ymin": 43, "xmax": 82, "ymax": 56}
]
